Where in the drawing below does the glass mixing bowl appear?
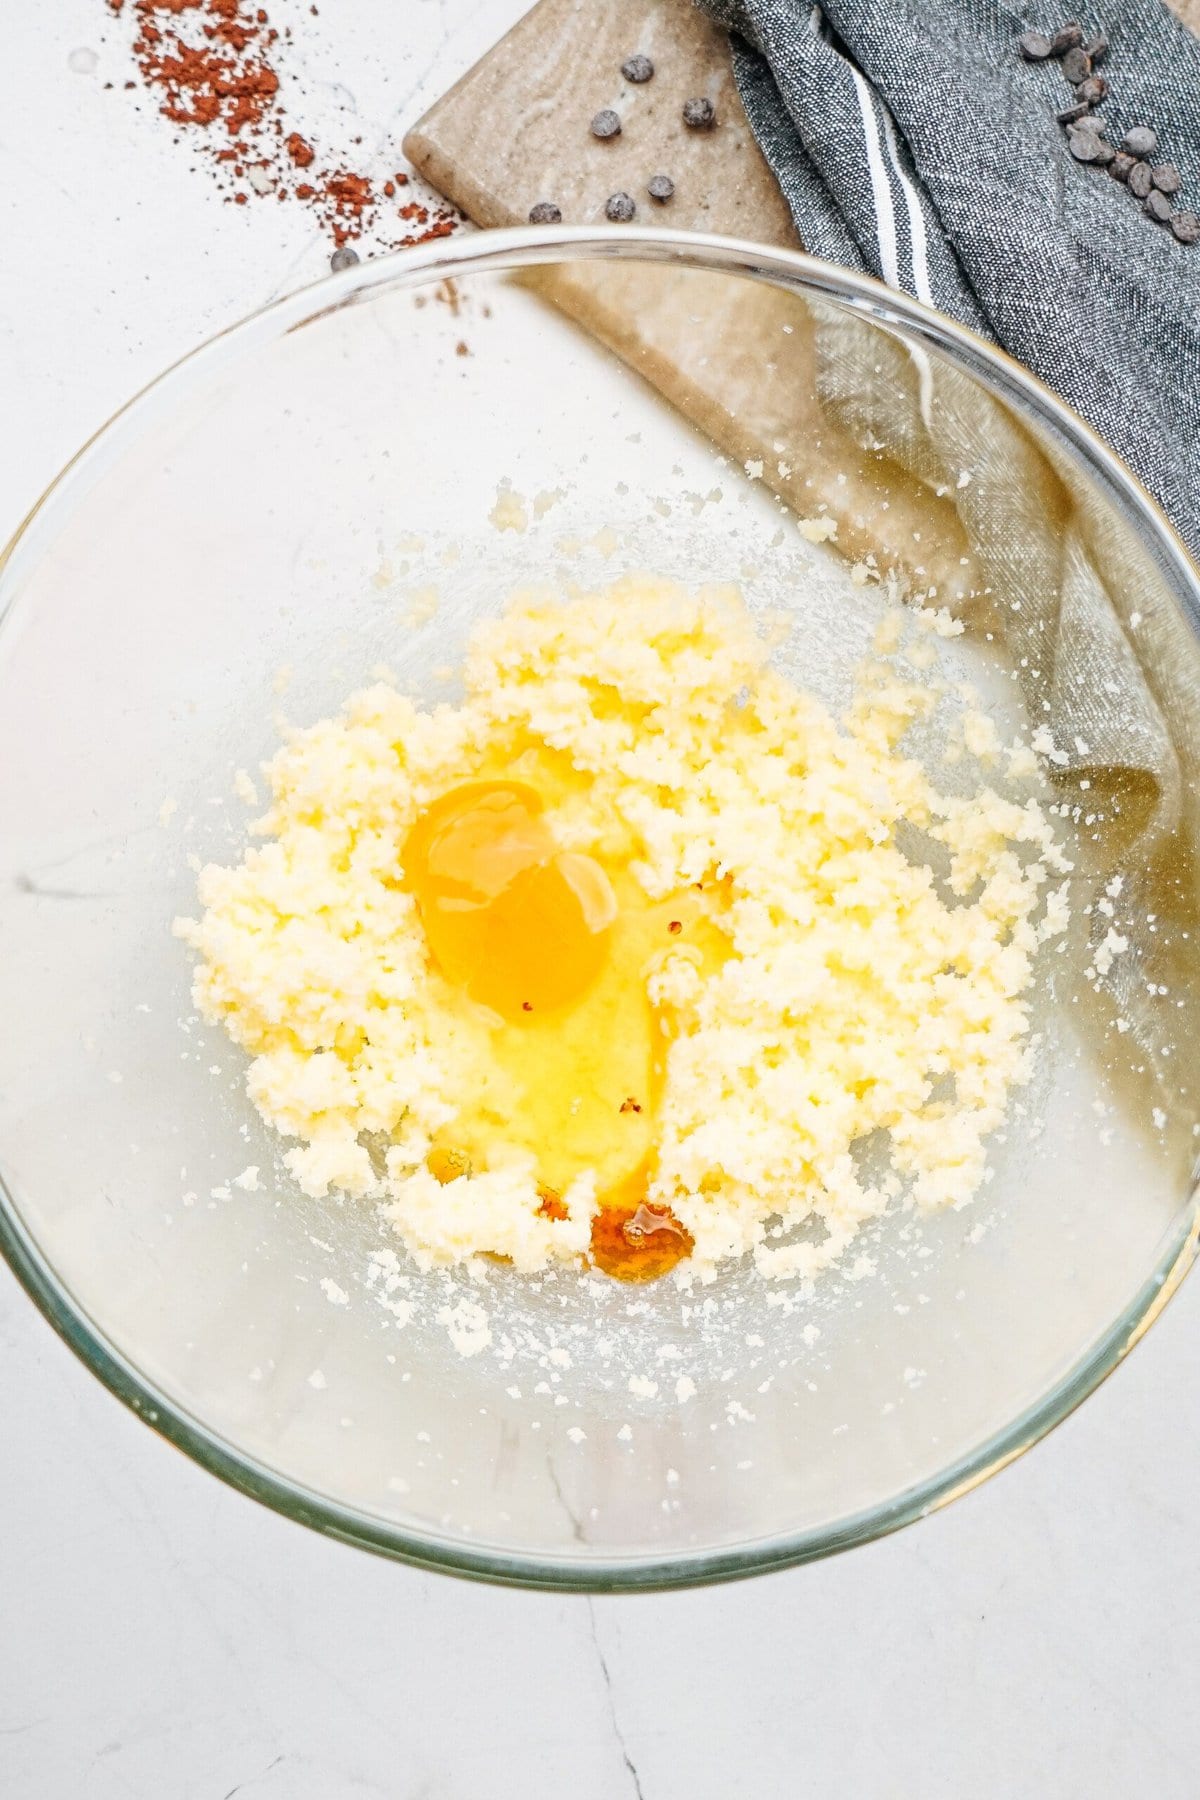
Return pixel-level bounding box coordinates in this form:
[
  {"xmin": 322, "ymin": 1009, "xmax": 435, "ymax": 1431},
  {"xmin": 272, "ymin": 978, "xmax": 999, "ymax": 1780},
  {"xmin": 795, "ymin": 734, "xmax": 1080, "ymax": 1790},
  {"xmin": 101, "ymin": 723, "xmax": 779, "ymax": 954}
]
[{"xmin": 2, "ymin": 229, "xmax": 1199, "ymax": 1590}]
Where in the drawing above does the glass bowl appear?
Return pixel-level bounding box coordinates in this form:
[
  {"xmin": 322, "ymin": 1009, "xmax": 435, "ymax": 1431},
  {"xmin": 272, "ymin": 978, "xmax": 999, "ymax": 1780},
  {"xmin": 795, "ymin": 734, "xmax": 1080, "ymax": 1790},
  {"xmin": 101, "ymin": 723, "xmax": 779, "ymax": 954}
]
[{"xmin": 1, "ymin": 228, "xmax": 1198, "ymax": 1591}]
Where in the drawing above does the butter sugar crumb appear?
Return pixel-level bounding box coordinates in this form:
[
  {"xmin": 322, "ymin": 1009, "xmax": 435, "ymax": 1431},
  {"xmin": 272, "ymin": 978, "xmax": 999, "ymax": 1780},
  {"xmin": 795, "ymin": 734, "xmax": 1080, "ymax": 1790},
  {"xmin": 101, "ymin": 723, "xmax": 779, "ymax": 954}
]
[{"xmin": 178, "ymin": 577, "xmax": 1066, "ymax": 1291}]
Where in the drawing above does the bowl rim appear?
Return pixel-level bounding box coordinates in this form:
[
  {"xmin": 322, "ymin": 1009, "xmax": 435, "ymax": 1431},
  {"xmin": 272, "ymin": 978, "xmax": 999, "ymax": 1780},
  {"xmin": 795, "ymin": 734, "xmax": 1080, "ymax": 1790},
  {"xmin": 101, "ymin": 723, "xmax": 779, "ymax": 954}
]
[{"xmin": 2, "ymin": 223, "xmax": 1199, "ymax": 1592}]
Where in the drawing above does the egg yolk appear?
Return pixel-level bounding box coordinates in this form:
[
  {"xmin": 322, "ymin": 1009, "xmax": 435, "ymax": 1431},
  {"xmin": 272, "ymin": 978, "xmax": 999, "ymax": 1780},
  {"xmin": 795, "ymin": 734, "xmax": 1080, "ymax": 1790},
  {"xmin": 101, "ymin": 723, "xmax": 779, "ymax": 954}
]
[
  {"xmin": 402, "ymin": 782, "xmax": 615, "ymax": 1021},
  {"xmin": 405, "ymin": 778, "xmax": 719, "ymax": 1281}
]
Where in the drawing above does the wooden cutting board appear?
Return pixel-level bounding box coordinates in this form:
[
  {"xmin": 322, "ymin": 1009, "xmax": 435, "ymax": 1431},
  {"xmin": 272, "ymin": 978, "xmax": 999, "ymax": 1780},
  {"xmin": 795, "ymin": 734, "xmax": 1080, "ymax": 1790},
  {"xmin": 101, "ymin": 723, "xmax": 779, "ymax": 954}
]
[
  {"xmin": 404, "ymin": 0, "xmax": 797, "ymax": 242},
  {"xmin": 403, "ymin": 0, "xmax": 975, "ymax": 577},
  {"xmin": 404, "ymin": 0, "xmax": 1200, "ymax": 581}
]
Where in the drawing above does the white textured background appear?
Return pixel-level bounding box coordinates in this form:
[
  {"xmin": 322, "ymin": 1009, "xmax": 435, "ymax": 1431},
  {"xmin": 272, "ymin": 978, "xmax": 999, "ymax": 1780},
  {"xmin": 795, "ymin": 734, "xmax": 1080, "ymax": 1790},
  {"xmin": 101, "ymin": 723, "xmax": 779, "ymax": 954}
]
[{"xmin": 3, "ymin": 5, "xmax": 1199, "ymax": 1796}]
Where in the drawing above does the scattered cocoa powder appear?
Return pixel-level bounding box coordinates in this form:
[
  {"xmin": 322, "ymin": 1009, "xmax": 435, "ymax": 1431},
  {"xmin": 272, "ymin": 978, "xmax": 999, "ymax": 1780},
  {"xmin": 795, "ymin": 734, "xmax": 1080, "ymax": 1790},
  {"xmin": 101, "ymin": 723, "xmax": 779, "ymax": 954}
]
[{"xmin": 104, "ymin": 0, "xmax": 460, "ymax": 250}]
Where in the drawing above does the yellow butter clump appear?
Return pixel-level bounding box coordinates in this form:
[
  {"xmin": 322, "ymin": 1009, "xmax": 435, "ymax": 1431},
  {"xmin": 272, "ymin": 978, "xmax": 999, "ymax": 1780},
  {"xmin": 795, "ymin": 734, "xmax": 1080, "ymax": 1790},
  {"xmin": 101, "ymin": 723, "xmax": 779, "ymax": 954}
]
[{"xmin": 176, "ymin": 577, "xmax": 1068, "ymax": 1283}]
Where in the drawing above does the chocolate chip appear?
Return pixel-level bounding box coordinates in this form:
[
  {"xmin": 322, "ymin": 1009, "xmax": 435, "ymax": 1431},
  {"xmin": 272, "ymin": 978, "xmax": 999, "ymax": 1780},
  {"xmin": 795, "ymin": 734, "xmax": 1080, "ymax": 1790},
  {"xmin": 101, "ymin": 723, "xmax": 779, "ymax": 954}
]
[
  {"xmin": 1145, "ymin": 189, "xmax": 1174, "ymax": 223},
  {"xmin": 329, "ymin": 246, "xmax": 359, "ymax": 272},
  {"xmin": 1127, "ymin": 160, "xmax": 1154, "ymax": 199},
  {"xmin": 1171, "ymin": 210, "xmax": 1200, "ymax": 245},
  {"xmin": 621, "ymin": 53, "xmax": 653, "ymax": 82},
  {"xmin": 1075, "ymin": 74, "xmax": 1108, "ymax": 105},
  {"xmin": 528, "ymin": 200, "xmax": 562, "ymax": 223},
  {"xmin": 1020, "ymin": 29, "xmax": 1054, "ymax": 59},
  {"xmin": 1109, "ymin": 152, "xmax": 1135, "ymax": 182},
  {"xmin": 605, "ymin": 191, "xmax": 636, "ymax": 221},
  {"xmin": 1152, "ymin": 163, "xmax": 1182, "ymax": 195},
  {"xmin": 1057, "ymin": 100, "xmax": 1091, "ymax": 124},
  {"xmin": 1083, "ymin": 31, "xmax": 1109, "ymax": 61},
  {"xmin": 591, "ymin": 108, "xmax": 621, "ymax": 140},
  {"xmin": 1050, "ymin": 21, "xmax": 1084, "ymax": 52},
  {"xmin": 682, "ymin": 96, "xmax": 716, "ymax": 129},
  {"xmin": 647, "ymin": 173, "xmax": 675, "ymax": 201},
  {"xmin": 1123, "ymin": 125, "xmax": 1158, "ymax": 158},
  {"xmin": 1061, "ymin": 46, "xmax": 1091, "ymax": 82},
  {"xmin": 1068, "ymin": 127, "xmax": 1112, "ymax": 164}
]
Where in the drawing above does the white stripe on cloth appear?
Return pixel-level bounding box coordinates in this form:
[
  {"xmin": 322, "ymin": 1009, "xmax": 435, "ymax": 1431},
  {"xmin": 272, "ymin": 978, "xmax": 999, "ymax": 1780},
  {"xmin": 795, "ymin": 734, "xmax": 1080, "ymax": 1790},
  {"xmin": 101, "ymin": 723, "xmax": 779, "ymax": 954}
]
[
  {"xmin": 879, "ymin": 106, "xmax": 933, "ymax": 305},
  {"xmin": 849, "ymin": 64, "xmax": 899, "ymax": 289},
  {"xmin": 867, "ymin": 86, "xmax": 942, "ymax": 432}
]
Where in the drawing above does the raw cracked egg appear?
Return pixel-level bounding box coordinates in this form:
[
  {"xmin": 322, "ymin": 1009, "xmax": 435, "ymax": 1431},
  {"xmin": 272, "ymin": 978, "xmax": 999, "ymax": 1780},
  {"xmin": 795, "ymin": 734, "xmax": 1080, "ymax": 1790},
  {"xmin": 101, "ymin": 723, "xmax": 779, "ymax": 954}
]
[{"xmin": 403, "ymin": 776, "xmax": 717, "ymax": 1279}]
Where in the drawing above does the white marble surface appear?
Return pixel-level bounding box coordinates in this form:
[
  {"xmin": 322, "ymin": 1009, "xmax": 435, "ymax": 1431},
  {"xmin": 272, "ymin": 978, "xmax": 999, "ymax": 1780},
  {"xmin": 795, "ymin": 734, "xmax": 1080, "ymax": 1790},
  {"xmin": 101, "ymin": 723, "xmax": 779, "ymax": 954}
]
[{"xmin": 3, "ymin": 5, "xmax": 1200, "ymax": 1796}]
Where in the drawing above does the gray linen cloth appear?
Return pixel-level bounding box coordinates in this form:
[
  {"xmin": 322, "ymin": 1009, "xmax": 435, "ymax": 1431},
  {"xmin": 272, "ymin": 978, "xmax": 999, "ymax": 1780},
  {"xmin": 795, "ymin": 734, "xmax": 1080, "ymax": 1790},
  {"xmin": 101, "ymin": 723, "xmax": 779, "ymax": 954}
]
[
  {"xmin": 698, "ymin": 0, "xmax": 1200, "ymax": 1123},
  {"xmin": 700, "ymin": 0, "xmax": 1200, "ymax": 559}
]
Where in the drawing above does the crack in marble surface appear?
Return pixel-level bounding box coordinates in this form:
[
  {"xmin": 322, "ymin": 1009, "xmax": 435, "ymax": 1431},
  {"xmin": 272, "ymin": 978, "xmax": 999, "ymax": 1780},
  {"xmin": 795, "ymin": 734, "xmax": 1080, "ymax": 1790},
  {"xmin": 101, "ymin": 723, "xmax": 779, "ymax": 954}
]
[
  {"xmin": 223, "ymin": 1751, "xmax": 285, "ymax": 1799},
  {"xmin": 587, "ymin": 1601, "xmax": 646, "ymax": 1800}
]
